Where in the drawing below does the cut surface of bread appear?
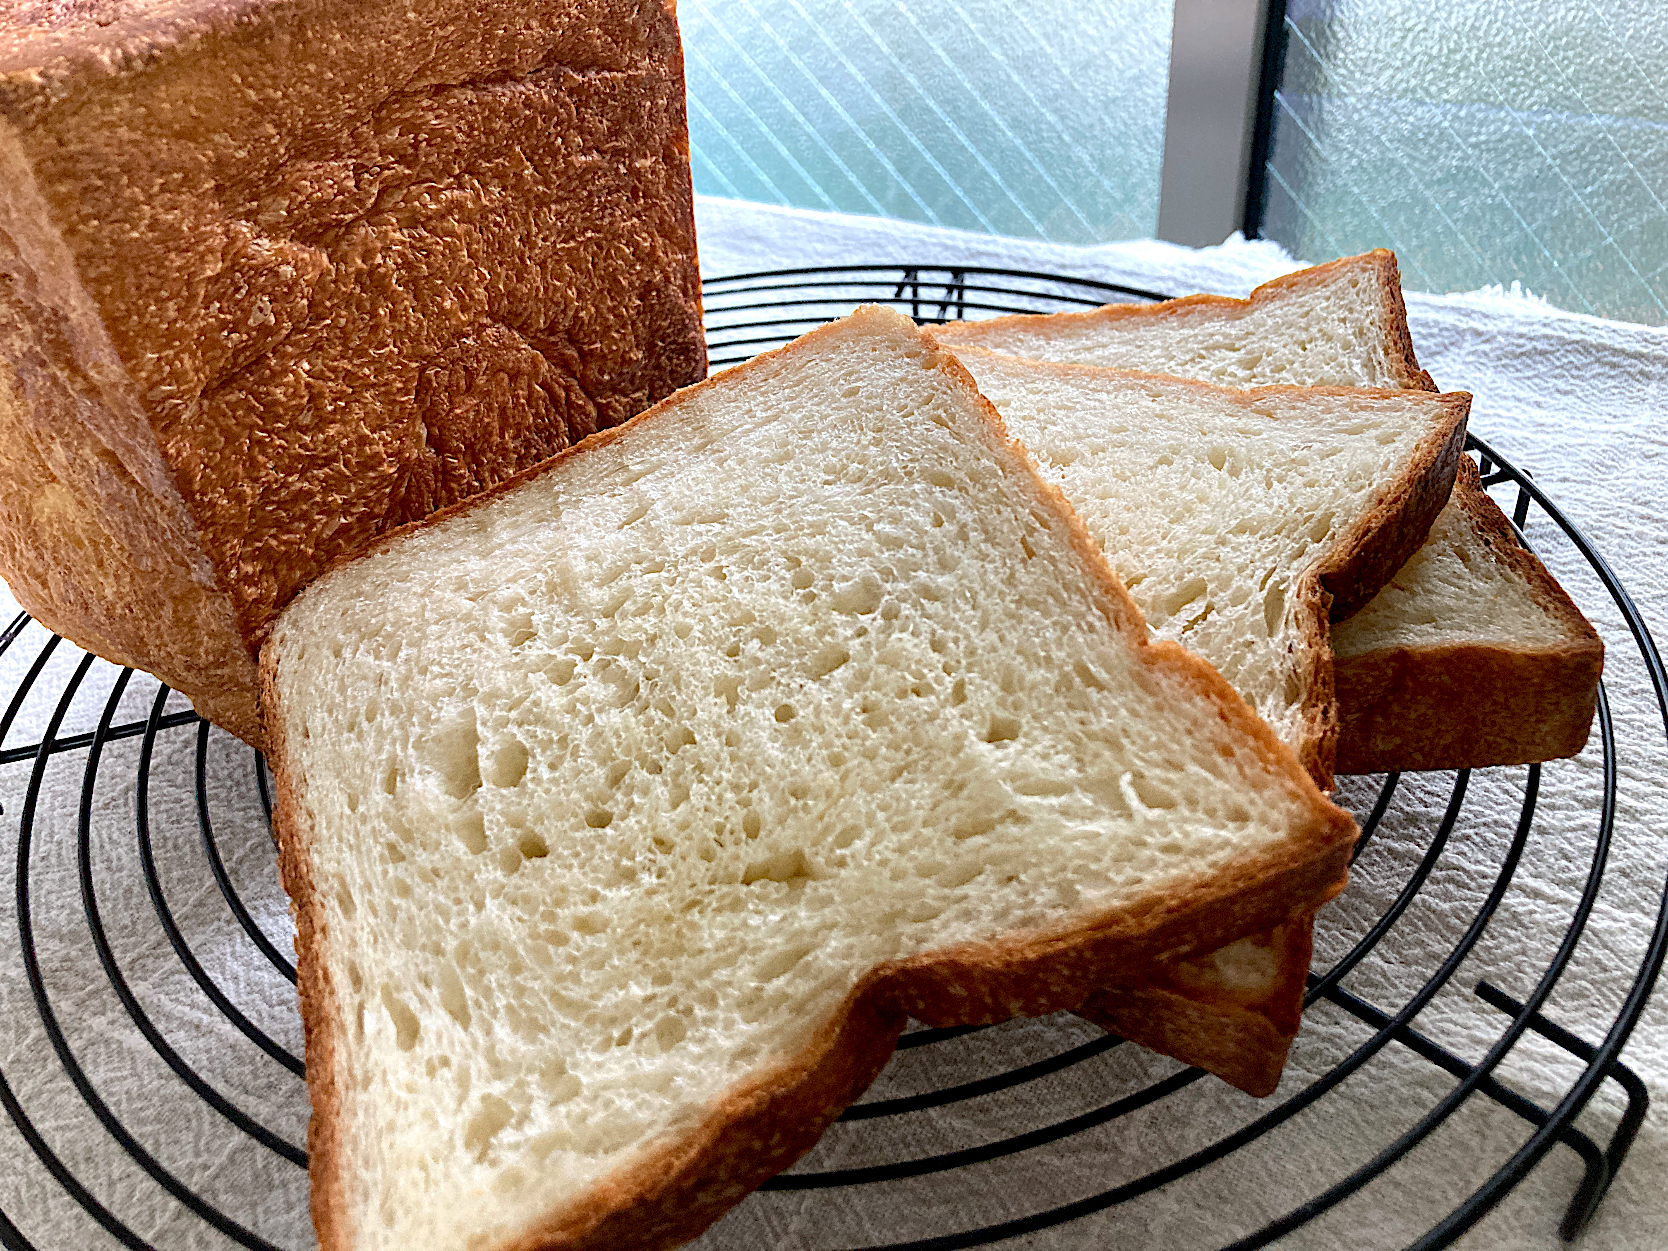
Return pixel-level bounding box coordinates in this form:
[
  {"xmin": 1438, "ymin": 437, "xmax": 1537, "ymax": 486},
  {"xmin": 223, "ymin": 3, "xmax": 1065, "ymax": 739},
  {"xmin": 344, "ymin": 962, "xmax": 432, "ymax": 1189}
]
[
  {"xmin": 1332, "ymin": 457, "xmax": 1603, "ymax": 773},
  {"xmin": 0, "ymin": 0, "xmax": 704, "ymax": 743},
  {"xmin": 946, "ymin": 348, "xmax": 1469, "ymax": 788},
  {"xmin": 263, "ymin": 307, "xmax": 1357, "ymax": 1251}
]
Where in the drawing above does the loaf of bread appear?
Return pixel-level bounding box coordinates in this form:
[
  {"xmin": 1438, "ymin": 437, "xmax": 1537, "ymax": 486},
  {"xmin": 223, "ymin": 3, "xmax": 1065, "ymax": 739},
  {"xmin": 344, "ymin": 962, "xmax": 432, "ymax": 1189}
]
[
  {"xmin": 0, "ymin": 0, "xmax": 705, "ymax": 744},
  {"xmin": 263, "ymin": 307, "xmax": 1357, "ymax": 1251},
  {"xmin": 932, "ymin": 250, "xmax": 1601, "ymax": 772}
]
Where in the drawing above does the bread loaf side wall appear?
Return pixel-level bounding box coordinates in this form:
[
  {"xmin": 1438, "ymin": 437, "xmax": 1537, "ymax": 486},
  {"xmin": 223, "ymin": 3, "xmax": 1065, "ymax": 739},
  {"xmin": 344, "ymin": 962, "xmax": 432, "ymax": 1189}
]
[{"xmin": 0, "ymin": 122, "xmax": 260, "ymax": 739}]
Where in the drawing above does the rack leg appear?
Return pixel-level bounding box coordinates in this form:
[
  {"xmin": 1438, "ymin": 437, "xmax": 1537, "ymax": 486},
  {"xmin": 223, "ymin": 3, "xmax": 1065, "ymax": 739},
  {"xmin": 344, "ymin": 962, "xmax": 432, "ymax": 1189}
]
[{"xmin": 1472, "ymin": 981, "xmax": 1649, "ymax": 1240}]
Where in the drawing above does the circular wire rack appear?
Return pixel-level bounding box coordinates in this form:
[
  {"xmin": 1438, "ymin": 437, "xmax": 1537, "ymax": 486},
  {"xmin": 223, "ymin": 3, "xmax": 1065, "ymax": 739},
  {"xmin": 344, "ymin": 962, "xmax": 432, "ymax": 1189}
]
[{"xmin": 0, "ymin": 264, "xmax": 1664, "ymax": 1250}]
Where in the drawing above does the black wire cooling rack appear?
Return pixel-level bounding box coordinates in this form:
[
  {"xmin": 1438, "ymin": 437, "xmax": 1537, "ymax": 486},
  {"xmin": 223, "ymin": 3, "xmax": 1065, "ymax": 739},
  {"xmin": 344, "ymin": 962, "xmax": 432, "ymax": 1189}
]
[{"xmin": 1, "ymin": 265, "xmax": 1665, "ymax": 1250}]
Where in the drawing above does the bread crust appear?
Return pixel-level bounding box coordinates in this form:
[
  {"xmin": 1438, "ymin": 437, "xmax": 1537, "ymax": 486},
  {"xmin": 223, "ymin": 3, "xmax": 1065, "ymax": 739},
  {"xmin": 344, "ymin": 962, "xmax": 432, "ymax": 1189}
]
[
  {"xmin": 261, "ymin": 306, "xmax": 1358, "ymax": 1251},
  {"xmin": 1, "ymin": 0, "xmax": 704, "ymax": 745},
  {"xmin": 932, "ymin": 250, "xmax": 1436, "ymax": 392},
  {"xmin": 258, "ymin": 656, "xmax": 352, "ymax": 1251},
  {"xmin": 1334, "ymin": 461, "xmax": 1603, "ymax": 773},
  {"xmin": 0, "ymin": 127, "xmax": 264, "ymax": 739},
  {"xmin": 1076, "ymin": 917, "xmax": 1313, "ymax": 1097}
]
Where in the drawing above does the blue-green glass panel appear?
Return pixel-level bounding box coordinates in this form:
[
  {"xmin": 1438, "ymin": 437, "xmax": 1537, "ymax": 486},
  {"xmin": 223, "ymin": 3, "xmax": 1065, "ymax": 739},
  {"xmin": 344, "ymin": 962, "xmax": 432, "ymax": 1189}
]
[
  {"xmin": 681, "ymin": 0, "xmax": 1175, "ymax": 244},
  {"xmin": 1264, "ymin": 0, "xmax": 1668, "ymax": 324}
]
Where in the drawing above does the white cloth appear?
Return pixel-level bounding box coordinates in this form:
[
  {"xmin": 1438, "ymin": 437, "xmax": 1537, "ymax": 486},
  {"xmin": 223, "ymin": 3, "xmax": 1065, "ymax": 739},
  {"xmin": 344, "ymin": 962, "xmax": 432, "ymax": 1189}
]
[{"xmin": 1, "ymin": 196, "xmax": 1664, "ymax": 1249}]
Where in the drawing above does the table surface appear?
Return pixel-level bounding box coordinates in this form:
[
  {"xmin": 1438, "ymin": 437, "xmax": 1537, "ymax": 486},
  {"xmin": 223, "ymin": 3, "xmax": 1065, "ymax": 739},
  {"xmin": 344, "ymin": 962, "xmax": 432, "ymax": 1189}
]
[{"xmin": 1, "ymin": 198, "xmax": 1665, "ymax": 1250}]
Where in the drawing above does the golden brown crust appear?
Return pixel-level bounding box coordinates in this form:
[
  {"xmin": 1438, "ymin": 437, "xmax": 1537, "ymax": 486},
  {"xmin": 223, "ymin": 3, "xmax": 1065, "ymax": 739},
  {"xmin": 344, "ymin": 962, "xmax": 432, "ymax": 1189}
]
[
  {"xmin": 261, "ymin": 306, "xmax": 1358, "ymax": 1251},
  {"xmin": 1077, "ymin": 916, "xmax": 1313, "ymax": 1097},
  {"xmin": 0, "ymin": 122, "xmax": 264, "ymax": 740},
  {"xmin": 1, "ymin": 0, "xmax": 704, "ymax": 745},
  {"xmin": 1077, "ymin": 988, "xmax": 1293, "ymax": 1098},
  {"xmin": 1316, "ymin": 391, "xmax": 1471, "ymax": 622},
  {"xmin": 933, "ymin": 250, "xmax": 1435, "ymax": 392},
  {"xmin": 258, "ymin": 655, "xmax": 352, "ymax": 1251},
  {"xmin": 1334, "ymin": 463, "xmax": 1603, "ymax": 774}
]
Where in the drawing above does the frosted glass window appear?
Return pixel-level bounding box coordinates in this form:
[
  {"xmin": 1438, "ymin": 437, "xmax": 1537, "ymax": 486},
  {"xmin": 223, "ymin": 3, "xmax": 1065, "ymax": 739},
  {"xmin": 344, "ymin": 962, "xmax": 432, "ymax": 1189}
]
[
  {"xmin": 680, "ymin": 0, "xmax": 1174, "ymax": 244},
  {"xmin": 1264, "ymin": 0, "xmax": 1668, "ymax": 325}
]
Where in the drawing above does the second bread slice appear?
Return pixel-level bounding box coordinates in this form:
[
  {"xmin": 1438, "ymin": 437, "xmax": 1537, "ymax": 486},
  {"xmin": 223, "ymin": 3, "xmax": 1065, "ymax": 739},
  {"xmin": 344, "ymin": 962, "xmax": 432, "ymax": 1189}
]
[{"xmin": 948, "ymin": 348, "xmax": 1470, "ymax": 789}]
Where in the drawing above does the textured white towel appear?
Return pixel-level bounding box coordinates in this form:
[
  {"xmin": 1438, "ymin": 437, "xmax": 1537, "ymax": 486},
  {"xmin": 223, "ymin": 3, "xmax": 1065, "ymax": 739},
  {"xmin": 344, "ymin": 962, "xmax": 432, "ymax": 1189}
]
[{"xmin": 0, "ymin": 197, "xmax": 1663, "ymax": 1250}]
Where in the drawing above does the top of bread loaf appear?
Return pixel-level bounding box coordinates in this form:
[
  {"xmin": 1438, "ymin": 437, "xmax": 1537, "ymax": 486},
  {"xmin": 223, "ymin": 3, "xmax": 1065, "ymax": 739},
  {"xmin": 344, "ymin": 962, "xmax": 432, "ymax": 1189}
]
[{"xmin": 264, "ymin": 307, "xmax": 1355, "ymax": 1251}]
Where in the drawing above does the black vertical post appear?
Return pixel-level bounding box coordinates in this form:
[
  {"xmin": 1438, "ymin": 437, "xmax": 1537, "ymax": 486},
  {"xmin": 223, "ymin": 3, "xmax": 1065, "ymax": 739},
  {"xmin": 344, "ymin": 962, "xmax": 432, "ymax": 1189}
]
[{"xmin": 1242, "ymin": 0, "xmax": 1291, "ymax": 240}]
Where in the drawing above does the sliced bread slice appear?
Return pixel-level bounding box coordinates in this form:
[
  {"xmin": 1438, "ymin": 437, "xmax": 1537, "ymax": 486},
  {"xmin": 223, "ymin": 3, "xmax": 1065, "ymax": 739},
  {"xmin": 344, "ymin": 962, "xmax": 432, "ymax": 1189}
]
[
  {"xmin": 1332, "ymin": 456, "xmax": 1604, "ymax": 773},
  {"xmin": 934, "ymin": 251, "xmax": 1433, "ymax": 390},
  {"xmin": 932, "ymin": 250, "xmax": 1601, "ymax": 771},
  {"xmin": 944, "ymin": 348, "xmax": 1470, "ymax": 789},
  {"xmin": 262, "ymin": 306, "xmax": 1357, "ymax": 1251}
]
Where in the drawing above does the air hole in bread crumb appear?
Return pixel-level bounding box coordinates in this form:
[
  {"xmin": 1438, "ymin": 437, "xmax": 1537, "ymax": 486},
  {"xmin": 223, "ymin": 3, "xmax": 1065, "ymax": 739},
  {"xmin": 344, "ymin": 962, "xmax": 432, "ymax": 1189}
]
[
  {"xmin": 380, "ymin": 985, "xmax": 419, "ymax": 1050},
  {"xmin": 585, "ymin": 809, "xmax": 614, "ymax": 829},
  {"xmin": 519, "ymin": 833, "xmax": 549, "ymax": 860},
  {"xmin": 430, "ymin": 712, "xmax": 482, "ymax": 799},
  {"xmin": 1127, "ymin": 774, "xmax": 1178, "ymax": 810},
  {"xmin": 1263, "ymin": 583, "xmax": 1286, "ymax": 635},
  {"xmin": 743, "ymin": 848, "xmax": 811, "ymax": 885},
  {"xmin": 486, "ymin": 739, "xmax": 530, "ymax": 788},
  {"xmin": 438, "ymin": 960, "xmax": 471, "ymax": 1030},
  {"xmin": 774, "ymin": 703, "xmax": 797, "ymax": 723},
  {"xmin": 464, "ymin": 1095, "xmax": 514, "ymax": 1162},
  {"xmin": 655, "ymin": 1014, "xmax": 689, "ymax": 1051},
  {"xmin": 832, "ymin": 573, "xmax": 883, "ymax": 615},
  {"xmin": 950, "ymin": 677, "xmax": 967, "ymax": 706},
  {"xmin": 1155, "ymin": 577, "xmax": 1208, "ymax": 620},
  {"xmin": 455, "ymin": 810, "xmax": 487, "ymax": 854},
  {"xmin": 574, "ymin": 912, "xmax": 608, "ymax": 935},
  {"xmin": 985, "ymin": 713, "xmax": 1020, "ymax": 743}
]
